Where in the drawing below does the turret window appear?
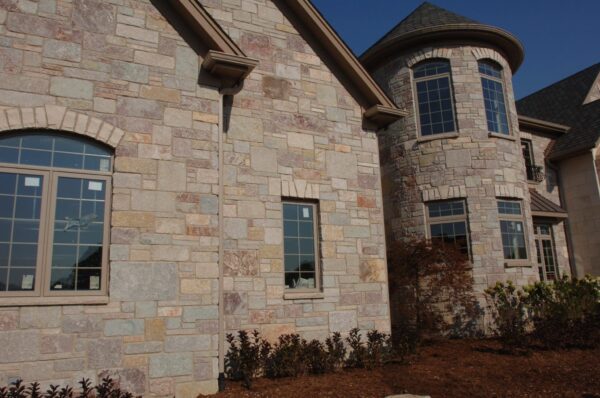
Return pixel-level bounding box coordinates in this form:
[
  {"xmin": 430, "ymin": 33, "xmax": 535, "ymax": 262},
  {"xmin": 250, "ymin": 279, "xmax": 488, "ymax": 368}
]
[
  {"xmin": 413, "ymin": 60, "xmax": 457, "ymax": 136},
  {"xmin": 479, "ymin": 60, "xmax": 510, "ymax": 135}
]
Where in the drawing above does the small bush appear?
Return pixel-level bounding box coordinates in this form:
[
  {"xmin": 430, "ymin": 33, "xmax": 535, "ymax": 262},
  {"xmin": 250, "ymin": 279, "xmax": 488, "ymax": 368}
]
[
  {"xmin": 224, "ymin": 330, "xmax": 268, "ymax": 389},
  {"xmin": 0, "ymin": 378, "xmax": 138, "ymax": 398},
  {"xmin": 485, "ymin": 281, "xmax": 528, "ymax": 349},
  {"xmin": 525, "ymin": 276, "xmax": 600, "ymax": 348},
  {"xmin": 365, "ymin": 330, "xmax": 394, "ymax": 369},
  {"xmin": 265, "ymin": 334, "xmax": 308, "ymax": 378},
  {"xmin": 345, "ymin": 328, "xmax": 368, "ymax": 368},
  {"xmin": 324, "ymin": 332, "xmax": 346, "ymax": 372}
]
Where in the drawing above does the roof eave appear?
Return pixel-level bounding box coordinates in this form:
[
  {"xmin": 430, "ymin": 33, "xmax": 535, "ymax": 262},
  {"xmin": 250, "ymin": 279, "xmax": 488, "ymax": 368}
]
[
  {"xmin": 518, "ymin": 115, "xmax": 570, "ymax": 135},
  {"xmin": 361, "ymin": 24, "xmax": 524, "ymax": 73},
  {"xmin": 364, "ymin": 105, "xmax": 408, "ymax": 128},
  {"xmin": 531, "ymin": 211, "xmax": 568, "ymax": 219}
]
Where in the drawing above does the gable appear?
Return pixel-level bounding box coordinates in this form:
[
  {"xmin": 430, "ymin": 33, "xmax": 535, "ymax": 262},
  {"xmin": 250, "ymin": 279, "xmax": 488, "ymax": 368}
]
[{"xmin": 583, "ymin": 71, "xmax": 600, "ymax": 105}]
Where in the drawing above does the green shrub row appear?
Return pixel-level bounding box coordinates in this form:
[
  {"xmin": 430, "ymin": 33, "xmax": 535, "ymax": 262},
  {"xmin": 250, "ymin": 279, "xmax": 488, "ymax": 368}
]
[
  {"xmin": 225, "ymin": 328, "xmax": 395, "ymax": 389},
  {"xmin": 0, "ymin": 377, "xmax": 139, "ymax": 398},
  {"xmin": 485, "ymin": 276, "xmax": 600, "ymax": 350}
]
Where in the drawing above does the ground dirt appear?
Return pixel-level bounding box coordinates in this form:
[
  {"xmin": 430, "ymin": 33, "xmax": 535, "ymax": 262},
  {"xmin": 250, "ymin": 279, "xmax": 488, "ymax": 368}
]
[{"xmin": 204, "ymin": 338, "xmax": 600, "ymax": 398}]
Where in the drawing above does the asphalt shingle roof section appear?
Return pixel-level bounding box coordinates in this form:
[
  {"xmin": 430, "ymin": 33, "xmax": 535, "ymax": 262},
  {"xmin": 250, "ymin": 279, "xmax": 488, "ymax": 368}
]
[
  {"xmin": 529, "ymin": 189, "xmax": 567, "ymax": 217},
  {"xmin": 367, "ymin": 2, "xmax": 478, "ymax": 49},
  {"xmin": 360, "ymin": 2, "xmax": 524, "ymax": 72},
  {"xmin": 517, "ymin": 63, "xmax": 600, "ymax": 160}
]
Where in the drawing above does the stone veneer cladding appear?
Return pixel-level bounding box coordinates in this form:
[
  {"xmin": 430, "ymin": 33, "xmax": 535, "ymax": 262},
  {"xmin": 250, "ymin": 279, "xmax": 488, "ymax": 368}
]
[
  {"xmin": 0, "ymin": 0, "xmax": 390, "ymax": 396},
  {"xmin": 370, "ymin": 45, "xmax": 540, "ymax": 313}
]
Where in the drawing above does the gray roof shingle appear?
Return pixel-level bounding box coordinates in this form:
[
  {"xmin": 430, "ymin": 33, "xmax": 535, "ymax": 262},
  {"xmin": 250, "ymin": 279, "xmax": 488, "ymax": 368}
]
[
  {"xmin": 529, "ymin": 189, "xmax": 567, "ymax": 217},
  {"xmin": 517, "ymin": 63, "xmax": 600, "ymax": 159}
]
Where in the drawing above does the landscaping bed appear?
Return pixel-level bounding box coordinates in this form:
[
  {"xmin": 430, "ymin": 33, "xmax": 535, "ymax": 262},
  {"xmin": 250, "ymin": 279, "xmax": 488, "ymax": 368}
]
[{"xmin": 206, "ymin": 338, "xmax": 600, "ymax": 398}]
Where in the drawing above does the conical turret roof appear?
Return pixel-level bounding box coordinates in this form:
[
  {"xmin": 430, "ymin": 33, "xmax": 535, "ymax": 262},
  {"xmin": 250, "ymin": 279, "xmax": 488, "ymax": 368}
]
[{"xmin": 361, "ymin": 2, "xmax": 523, "ymax": 72}]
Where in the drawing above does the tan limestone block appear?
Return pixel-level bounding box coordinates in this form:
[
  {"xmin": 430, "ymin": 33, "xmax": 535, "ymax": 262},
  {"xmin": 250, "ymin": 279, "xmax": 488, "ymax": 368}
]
[
  {"xmin": 175, "ymin": 381, "xmax": 218, "ymax": 398},
  {"xmin": 261, "ymin": 323, "xmax": 295, "ymax": 343},
  {"xmin": 359, "ymin": 259, "xmax": 386, "ymax": 282},
  {"xmin": 193, "ymin": 111, "xmax": 218, "ymax": 124},
  {"xmin": 322, "ymin": 225, "xmax": 344, "ymax": 241},
  {"xmin": 122, "ymin": 355, "xmax": 148, "ymax": 368},
  {"xmin": 6, "ymin": 108, "xmax": 21, "ymax": 129},
  {"xmin": 134, "ymin": 50, "xmax": 174, "ymax": 68},
  {"xmin": 181, "ymin": 279, "xmax": 211, "ymax": 295},
  {"xmin": 145, "ymin": 318, "xmax": 165, "ymax": 341},
  {"xmin": 157, "ymin": 307, "xmax": 182, "ymax": 317},
  {"xmin": 112, "ymin": 211, "xmax": 155, "ymax": 228},
  {"xmin": 115, "ymin": 157, "xmax": 158, "ymax": 174},
  {"xmin": 140, "ymin": 85, "xmax": 181, "ymax": 103},
  {"xmin": 155, "ymin": 219, "xmax": 185, "ymax": 234},
  {"xmin": 258, "ymin": 245, "xmax": 282, "ymax": 259}
]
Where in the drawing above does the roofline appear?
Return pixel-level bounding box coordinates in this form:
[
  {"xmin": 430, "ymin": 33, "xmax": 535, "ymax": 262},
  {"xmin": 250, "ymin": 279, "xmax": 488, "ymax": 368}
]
[
  {"xmin": 361, "ymin": 24, "xmax": 524, "ymax": 73},
  {"xmin": 284, "ymin": 0, "xmax": 407, "ymax": 128},
  {"xmin": 550, "ymin": 141, "xmax": 599, "ymax": 161},
  {"xmin": 518, "ymin": 115, "xmax": 570, "ymax": 135},
  {"xmin": 531, "ymin": 211, "xmax": 568, "ymax": 219},
  {"xmin": 170, "ymin": 0, "xmax": 258, "ymax": 84}
]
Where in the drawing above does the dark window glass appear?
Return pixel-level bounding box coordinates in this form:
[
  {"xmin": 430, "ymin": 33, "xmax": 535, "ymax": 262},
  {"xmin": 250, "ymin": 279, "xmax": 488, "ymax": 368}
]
[
  {"xmin": 500, "ymin": 220, "xmax": 527, "ymax": 259},
  {"xmin": 283, "ymin": 202, "xmax": 317, "ymax": 290},
  {"xmin": 0, "ymin": 171, "xmax": 43, "ymax": 292},
  {"xmin": 521, "ymin": 140, "xmax": 535, "ymax": 180},
  {"xmin": 414, "ymin": 60, "xmax": 456, "ymax": 136},
  {"xmin": 498, "ymin": 200, "xmax": 522, "ymax": 215},
  {"xmin": 428, "ymin": 200, "xmax": 469, "ymax": 256},
  {"xmin": 0, "ymin": 133, "xmax": 112, "ymax": 172},
  {"xmin": 479, "ymin": 61, "xmax": 509, "ymax": 134}
]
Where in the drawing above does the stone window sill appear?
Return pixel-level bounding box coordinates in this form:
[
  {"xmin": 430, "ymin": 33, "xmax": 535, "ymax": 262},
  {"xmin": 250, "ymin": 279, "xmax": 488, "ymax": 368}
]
[
  {"xmin": 283, "ymin": 291, "xmax": 324, "ymax": 300},
  {"xmin": 0, "ymin": 295, "xmax": 109, "ymax": 307},
  {"xmin": 417, "ymin": 131, "xmax": 459, "ymax": 143},
  {"xmin": 489, "ymin": 132, "xmax": 517, "ymax": 141},
  {"xmin": 504, "ymin": 260, "xmax": 531, "ymax": 268}
]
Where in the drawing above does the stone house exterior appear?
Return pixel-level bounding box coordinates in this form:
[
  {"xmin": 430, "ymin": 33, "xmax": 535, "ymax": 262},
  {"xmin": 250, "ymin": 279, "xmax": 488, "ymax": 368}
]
[
  {"xmin": 0, "ymin": 0, "xmax": 597, "ymax": 396},
  {"xmin": 0, "ymin": 0, "xmax": 403, "ymax": 396}
]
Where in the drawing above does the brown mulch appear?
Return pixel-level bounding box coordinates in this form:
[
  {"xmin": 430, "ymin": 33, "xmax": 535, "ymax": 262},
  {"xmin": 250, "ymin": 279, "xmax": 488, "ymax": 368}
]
[{"xmin": 204, "ymin": 339, "xmax": 600, "ymax": 398}]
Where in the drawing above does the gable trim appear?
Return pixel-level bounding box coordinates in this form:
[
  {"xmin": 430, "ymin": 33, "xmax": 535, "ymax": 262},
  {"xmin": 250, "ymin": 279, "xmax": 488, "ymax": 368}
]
[
  {"xmin": 283, "ymin": 0, "xmax": 406, "ymax": 128},
  {"xmin": 170, "ymin": 0, "xmax": 258, "ymax": 83}
]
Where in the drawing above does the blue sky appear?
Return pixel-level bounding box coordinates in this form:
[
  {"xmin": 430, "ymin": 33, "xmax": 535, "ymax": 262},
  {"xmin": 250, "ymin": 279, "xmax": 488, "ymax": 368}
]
[{"xmin": 311, "ymin": 0, "xmax": 600, "ymax": 99}]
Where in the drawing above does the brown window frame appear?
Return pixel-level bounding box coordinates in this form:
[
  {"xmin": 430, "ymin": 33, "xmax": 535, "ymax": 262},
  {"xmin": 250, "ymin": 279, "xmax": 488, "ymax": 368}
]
[
  {"xmin": 281, "ymin": 199, "xmax": 321, "ymax": 295},
  {"xmin": 0, "ymin": 140, "xmax": 112, "ymax": 304},
  {"xmin": 497, "ymin": 199, "xmax": 529, "ymax": 265},
  {"xmin": 479, "ymin": 59, "xmax": 512, "ymax": 136},
  {"xmin": 425, "ymin": 199, "xmax": 471, "ymax": 259},
  {"xmin": 533, "ymin": 222, "xmax": 559, "ymax": 281}
]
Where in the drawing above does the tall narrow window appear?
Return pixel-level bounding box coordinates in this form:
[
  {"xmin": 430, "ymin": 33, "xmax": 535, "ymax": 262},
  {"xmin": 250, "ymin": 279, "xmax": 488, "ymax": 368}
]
[
  {"xmin": 0, "ymin": 132, "xmax": 112, "ymax": 299},
  {"xmin": 426, "ymin": 199, "xmax": 470, "ymax": 257},
  {"xmin": 497, "ymin": 200, "xmax": 527, "ymax": 261},
  {"xmin": 534, "ymin": 223, "xmax": 559, "ymax": 281},
  {"xmin": 479, "ymin": 60, "xmax": 509, "ymax": 135},
  {"xmin": 413, "ymin": 60, "xmax": 457, "ymax": 136},
  {"xmin": 521, "ymin": 139, "xmax": 535, "ymax": 181},
  {"xmin": 283, "ymin": 201, "xmax": 319, "ymax": 291}
]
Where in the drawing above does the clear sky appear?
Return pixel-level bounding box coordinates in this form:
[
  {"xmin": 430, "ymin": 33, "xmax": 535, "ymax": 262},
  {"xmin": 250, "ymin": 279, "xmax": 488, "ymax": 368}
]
[{"xmin": 311, "ymin": 0, "xmax": 600, "ymax": 99}]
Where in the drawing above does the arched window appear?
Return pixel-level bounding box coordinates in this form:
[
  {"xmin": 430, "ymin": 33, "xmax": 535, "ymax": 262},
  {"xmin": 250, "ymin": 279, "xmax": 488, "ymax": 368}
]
[
  {"xmin": 479, "ymin": 60, "xmax": 510, "ymax": 135},
  {"xmin": 0, "ymin": 131, "xmax": 112, "ymax": 299},
  {"xmin": 413, "ymin": 59, "xmax": 457, "ymax": 136}
]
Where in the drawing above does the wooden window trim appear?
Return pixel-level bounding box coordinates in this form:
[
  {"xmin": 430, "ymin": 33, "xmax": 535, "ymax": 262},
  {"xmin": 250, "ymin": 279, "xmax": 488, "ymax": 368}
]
[
  {"xmin": 424, "ymin": 199, "xmax": 471, "ymax": 259},
  {"xmin": 533, "ymin": 222, "xmax": 560, "ymax": 281},
  {"xmin": 0, "ymin": 144, "xmax": 112, "ymax": 302},
  {"xmin": 497, "ymin": 199, "xmax": 530, "ymax": 265},
  {"xmin": 479, "ymin": 60, "xmax": 512, "ymax": 136},
  {"xmin": 412, "ymin": 60, "xmax": 458, "ymax": 139},
  {"xmin": 281, "ymin": 199, "xmax": 321, "ymax": 297}
]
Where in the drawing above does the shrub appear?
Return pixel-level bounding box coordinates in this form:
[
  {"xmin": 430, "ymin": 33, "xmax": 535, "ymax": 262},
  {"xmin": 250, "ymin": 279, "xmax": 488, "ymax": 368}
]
[
  {"xmin": 0, "ymin": 378, "xmax": 138, "ymax": 398},
  {"xmin": 224, "ymin": 330, "xmax": 268, "ymax": 389},
  {"xmin": 525, "ymin": 276, "xmax": 600, "ymax": 348},
  {"xmin": 365, "ymin": 330, "xmax": 394, "ymax": 369},
  {"xmin": 345, "ymin": 328, "xmax": 368, "ymax": 368},
  {"xmin": 324, "ymin": 332, "xmax": 346, "ymax": 372},
  {"xmin": 265, "ymin": 333, "xmax": 308, "ymax": 378},
  {"xmin": 484, "ymin": 281, "xmax": 528, "ymax": 349}
]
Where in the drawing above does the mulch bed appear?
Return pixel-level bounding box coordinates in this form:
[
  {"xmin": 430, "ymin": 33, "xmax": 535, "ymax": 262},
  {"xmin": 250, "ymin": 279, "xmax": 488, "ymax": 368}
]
[{"xmin": 204, "ymin": 339, "xmax": 600, "ymax": 398}]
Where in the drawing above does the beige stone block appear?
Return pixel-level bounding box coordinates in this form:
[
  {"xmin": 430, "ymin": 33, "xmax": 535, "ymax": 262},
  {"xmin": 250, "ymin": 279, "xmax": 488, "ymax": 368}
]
[
  {"xmin": 140, "ymin": 85, "xmax": 181, "ymax": 103},
  {"xmin": 193, "ymin": 111, "xmax": 218, "ymax": 124},
  {"xmin": 326, "ymin": 151, "xmax": 357, "ymax": 179},
  {"xmin": 145, "ymin": 318, "xmax": 165, "ymax": 341},
  {"xmin": 261, "ymin": 323, "xmax": 295, "ymax": 343},
  {"xmin": 152, "ymin": 245, "xmax": 189, "ymax": 261},
  {"xmin": 6, "ymin": 108, "xmax": 22, "ymax": 129},
  {"xmin": 157, "ymin": 161, "xmax": 187, "ymax": 191},
  {"xmin": 116, "ymin": 24, "xmax": 158, "ymax": 43},
  {"xmin": 134, "ymin": 51, "xmax": 174, "ymax": 68},
  {"xmin": 175, "ymin": 381, "xmax": 218, "ymax": 398},
  {"xmin": 229, "ymin": 115, "xmax": 263, "ymax": 142},
  {"xmin": 322, "ymin": 225, "xmax": 344, "ymax": 241},
  {"xmin": 164, "ymin": 107, "xmax": 191, "ymax": 128},
  {"xmin": 97, "ymin": 122, "xmax": 115, "ymax": 142},
  {"xmin": 112, "ymin": 211, "xmax": 155, "ymax": 228},
  {"xmin": 360, "ymin": 259, "xmax": 386, "ymax": 282},
  {"xmin": 115, "ymin": 157, "xmax": 158, "ymax": 174},
  {"xmin": 181, "ymin": 279, "xmax": 211, "ymax": 295},
  {"xmin": 316, "ymin": 85, "xmax": 337, "ymax": 106},
  {"xmin": 156, "ymin": 218, "xmax": 185, "ymax": 234},
  {"xmin": 45, "ymin": 104, "xmax": 66, "ymax": 128},
  {"xmin": 250, "ymin": 146, "xmax": 277, "ymax": 172},
  {"xmin": 94, "ymin": 97, "xmax": 116, "ymax": 113},
  {"xmin": 74, "ymin": 113, "xmax": 89, "ymax": 133},
  {"xmin": 86, "ymin": 117, "xmax": 103, "ymax": 137},
  {"xmin": 0, "ymin": 110, "xmax": 8, "ymax": 130},
  {"xmin": 21, "ymin": 107, "xmax": 34, "ymax": 127},
  {"xmin": 287, "ymin": 131, "xmax": 314, "ymax": 150},
  {"xmin": 237, "ymin": 200, "xmax": 265, "ymax": 218}
]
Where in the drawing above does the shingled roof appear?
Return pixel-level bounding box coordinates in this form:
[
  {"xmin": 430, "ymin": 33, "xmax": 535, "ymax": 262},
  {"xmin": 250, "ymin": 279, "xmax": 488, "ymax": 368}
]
[
  {"xmin": 529, "ymin": 189, "xmax": 567, "ymax": 218},
  {"xmin": 517, "ymin": 63, "xmax": 600, "ymax": 160},
  {"xmin": 360, "ymin": 2, "xmax": 524, "ymax": 72}
]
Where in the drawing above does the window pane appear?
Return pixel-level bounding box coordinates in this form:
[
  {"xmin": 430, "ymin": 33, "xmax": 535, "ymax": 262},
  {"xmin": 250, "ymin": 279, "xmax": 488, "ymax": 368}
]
[
  {"xmin": 0, "ymin": 133, "xmax": 112, "ymax": 171},
  {"xmin": 283, "ymin": 202, "xmax": 318, "ymax": 290},
  {"xmin": 50, "ymin": 177, "xmax": 107, "ymax": 291},
  {"xmin": 285, "ymin": 255, "xmax": 300, "ymax": 272},
  {"xmin": 283, "ymin": 204, "xmax": 298, "ymax": 220},
  {"xmin": 298, "ymin": 222, "xmax": 313, "ymax": 238},
  {"xmin": 7, "ymin": 267, "xmax": 36, "ymax": 291},
  {"xmin": 414, "ymin": 60, "xmax": 456, "ymax": 136},
  {"xmin": 283, "ymin": 221, "xmax": 298, "ymax": 237},
  {"xmin": 0, "ymin": 195, "xmax": 14, "ymax": 218},
  {"xmin": 500, "ymin": 220, "xmax": 527, "ymax": 260},
  {"xmin": 299, "ymin": 238, "xmax": 314, "ymax": 254},
  {"xmin": 10, "ymin": 244, "xmax": 37, "ymax": 267},
  {"xmin": 481, "ymin": 77, "xmax": 509, "ymax": 134}
]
